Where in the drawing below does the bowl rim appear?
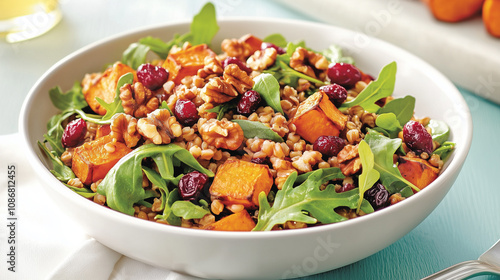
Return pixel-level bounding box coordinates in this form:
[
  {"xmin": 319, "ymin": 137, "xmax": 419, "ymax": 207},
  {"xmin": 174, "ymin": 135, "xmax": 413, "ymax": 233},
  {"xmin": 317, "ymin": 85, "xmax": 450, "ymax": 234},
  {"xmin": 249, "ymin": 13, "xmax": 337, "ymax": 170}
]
[{"xmin": 19, "ymin": 17, "xmax": 473, "ymax": 239}]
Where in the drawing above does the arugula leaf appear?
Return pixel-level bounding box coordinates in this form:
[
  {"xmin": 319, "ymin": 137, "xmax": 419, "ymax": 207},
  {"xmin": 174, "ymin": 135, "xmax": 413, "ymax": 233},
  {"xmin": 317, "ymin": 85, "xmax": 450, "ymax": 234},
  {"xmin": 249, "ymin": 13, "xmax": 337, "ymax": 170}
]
[
  {"xmin": 187, "ymin": 2, "xmax": 219, "ymax": 46},
  {"xmin": 265, "ymin": 57, "xmax": 325, "ymax": 88},
  {"xmin": 322, "ymin": 44, "xmax": 354, "ymax": 64},
  {"xmin": 433, "ymin": 141, "xmax": 455, "ymax": 161},
  {"xmin": 399, "ymin": 186, "xmax": 414, "ymax": 198},
  {"xmin": 159, "ymin": 100, "xmax": 174, "ymax": 116},
  {"xmin": 252, "ymin": 73, "xmax": 284, "ymax": 115},
  {"xmin": 97, "ymin": 144, "xmax": 213, "ymax": 216},
  {"xmin": 232, "ymin": 119, "xmax": 284, "ymax": 143},
  {"xmin": 44, "ymin": 111, "xmax": 75, "ymax": 156},
  {"xmin": 378, "ymin": 95, "xmax": 415, "ymax": 125},
  {"xmin": 205, "ymin": 100, "xmax": 237, "ymax": 120},
  {"xmin": 121, "ymin": 2, "xmax": 218, "ymax": 69},
  {"xmin": 340, "ymin": 61, "xmax": 397, "ymax": 112},
  {"xmin": 64, "ymin": 184, "xmax": 96, "ymax": 198},
  {"xmin": 254, "ymin": 168, "xmax": 373, "ymax": 231},
  {"xmin": 122, "ymin": 43, "xmax": 151, "ymax": 70},
  {"xmin": 427, "ymin": 119, "xmax": 450, "ymax": 145},
  {"xmin": 364, "ymin": 131, "xmax": 420, "ymax": 192},
  {"xmin": 171, "ymin": 201, "xmax": 210, "ymax": 219},
  {"xmin": 49, "ymin": 82, "xmax": 87, "ymax": 111},
  {"xmin": 142, "ymin": 166, "xmax": 182, "ymax": 225},
  {"xmin": 285, "ymin": 41, "xmax": 307, "ymax": 56},
  {"xmin": 375, "ymin": 113, "xmax": 401, "ymax": 139},
  {"xmin": 38, "ymin": 141, "xmax": 75, "ymax": 182},
  {"xmin": 96, "ymin": 72, "xmax": 134, "ymax": 121},
  {"xmin": 156, "ymin": 189, "xmax": 182, "ymax": 226},
  {"xmin": 262, "ymin": 33, "xmax": 288, "ymax": 47},
  {"xmin": 357, "ymin": 141, "xmax": 380, "ymax": 213},
  {"xmin": 139, "ymin": 36, "xmax": 171, "ymax": 60}
]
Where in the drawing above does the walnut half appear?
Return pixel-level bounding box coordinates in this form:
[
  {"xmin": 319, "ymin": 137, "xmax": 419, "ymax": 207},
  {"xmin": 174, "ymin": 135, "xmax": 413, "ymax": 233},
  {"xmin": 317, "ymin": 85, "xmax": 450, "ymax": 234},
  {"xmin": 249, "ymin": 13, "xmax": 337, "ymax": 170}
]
[
  {"xmin": 200, "ymin": 77, "xmax": 239, "ymax": 104},
  {"xmin": 289, "ymin": 47, "xmax": 328, "ymax": 79},
  {"xmin": 120, "ymin": 82, "xmax": 159, "ymax": 118},
  {"xmin": 198, "ymin": 118, "xmax": 244, "ymax": 150},
  {"xmin": 137, "ymin": 109, "xmax": 182, "ymax": 145},
  {"xmin": 110, "ymin": 113, "xmax": 141, "ymax": 148}
]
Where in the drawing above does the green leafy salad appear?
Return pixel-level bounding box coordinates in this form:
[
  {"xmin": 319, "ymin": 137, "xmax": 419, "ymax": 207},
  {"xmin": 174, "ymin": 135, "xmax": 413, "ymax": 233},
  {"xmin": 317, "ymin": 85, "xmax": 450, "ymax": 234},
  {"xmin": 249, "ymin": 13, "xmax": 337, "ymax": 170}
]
[{"xmin": 39, "ymin": 3, "xmax": 455, "ymax": 231}]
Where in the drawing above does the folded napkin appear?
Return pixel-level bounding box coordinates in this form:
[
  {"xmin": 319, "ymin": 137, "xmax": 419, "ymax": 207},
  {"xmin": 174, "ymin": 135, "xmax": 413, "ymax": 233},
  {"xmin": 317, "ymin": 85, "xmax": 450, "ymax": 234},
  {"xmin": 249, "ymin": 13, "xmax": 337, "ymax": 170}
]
[
  {"xmin": 0, "ymin": 134, "xmax": 200, "ymax": 280},
  {"xmin": 276, "ymin": 0, "xmax": 500, "ymax": 105}
]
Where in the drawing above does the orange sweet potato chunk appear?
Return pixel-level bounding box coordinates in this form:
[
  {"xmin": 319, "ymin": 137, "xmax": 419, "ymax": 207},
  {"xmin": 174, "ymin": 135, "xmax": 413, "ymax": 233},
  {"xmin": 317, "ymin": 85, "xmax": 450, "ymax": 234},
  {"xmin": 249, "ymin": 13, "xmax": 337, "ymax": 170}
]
[
  {"xmin": 422, "ymin": 0, "xmax": 484, "ymax": 22},
  {"xmin": 291, "ymin": 91, "xmax": 348, "ymax": 144},
  {"xmin": 162, "ymin": 44, "xmax": 216, "ymax": 84},
  {"xmin": 72, "ymin": 135, "xmax": 132, "ymax": 185},
  {"xmin": 209, "ymin": 159, "xmax": 273, "ymax": 209},
  {"xmin": 82, "ymin": 62, "xmax": 136, "ymax": 115},
  {"xmin": 483, "ymin": 0, "xmax": 500, "ymax": 37},
  {"xmin": 205, "ymin": 210, "xmax": 256, "ymax": 231},
  {"xmin": 397, "ymin": 156, "xmax": 440, "ymax": 190},
  {"xmin": 240, "ymin": 34, "xmax": 263, "ymax": 54}
]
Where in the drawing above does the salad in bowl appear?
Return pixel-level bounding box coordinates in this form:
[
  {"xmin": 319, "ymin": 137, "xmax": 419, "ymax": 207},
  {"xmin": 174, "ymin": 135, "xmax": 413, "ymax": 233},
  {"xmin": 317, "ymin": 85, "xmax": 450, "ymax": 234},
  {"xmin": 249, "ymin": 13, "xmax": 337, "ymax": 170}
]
[{"xmin": 37, "ymin": 3, "xmax": 455, "ymax": 232}]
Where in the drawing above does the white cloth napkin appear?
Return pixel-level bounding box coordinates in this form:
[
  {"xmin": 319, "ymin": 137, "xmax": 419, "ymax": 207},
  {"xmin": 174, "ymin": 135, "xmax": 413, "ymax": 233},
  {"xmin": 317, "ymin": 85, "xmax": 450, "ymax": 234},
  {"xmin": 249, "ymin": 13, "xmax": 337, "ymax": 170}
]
[{"xmin": 0, "ymin": 134, "xmax": 201, "ymax": 280}]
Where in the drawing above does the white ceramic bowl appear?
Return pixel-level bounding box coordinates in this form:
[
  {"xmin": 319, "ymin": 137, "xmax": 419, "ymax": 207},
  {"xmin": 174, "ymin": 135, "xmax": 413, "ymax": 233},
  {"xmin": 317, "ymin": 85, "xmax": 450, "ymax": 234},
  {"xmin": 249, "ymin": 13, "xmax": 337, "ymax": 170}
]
[{"xmin": 19, "ymin": 18, "xmax": 472, "ymax": 279}]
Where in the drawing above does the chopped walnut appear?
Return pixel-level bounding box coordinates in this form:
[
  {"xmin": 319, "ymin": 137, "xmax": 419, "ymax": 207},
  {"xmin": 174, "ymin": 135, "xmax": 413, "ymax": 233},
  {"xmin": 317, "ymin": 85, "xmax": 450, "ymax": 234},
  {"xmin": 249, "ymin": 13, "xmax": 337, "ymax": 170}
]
[
  {"xmin": 198, "ymin": 118, "xmax": 244, "ymax": 150},
  {"xmin": 137, "ymin": 109, "xmax": 182, "ymax": 145},
  {"xmin": 221, "ymin": 38, "xmax": 253, "ymax": 61},
  {"xmin": 389, "ymin": 193, "xmax": 405, "ymax": 205},
  {"xmin": 340, "ymin": 157, "xmax": 362, "ymax": 176},
  {"xmin": 200, "ymin": 77, "xmax": 238, "ymax": 104},
  {"xmin": 110, "ymin": 113, "xmax": 141, "ymax": 148},
  {"xmin": 337, "ymin": 144, "xmax": 359, "ymax": 163},
  {"xmin": 246, "ymin": 47, "xmax": 277, "ymax": 71},
  {"xmin": 197, "ymin": 102, "xmax": 218, "ymax": 119},
  {"xmin": 198, "ymin": 56, "xmax": 223, "ymax": 79},
  {"xmin": 289, "ymin": 47, "xmax": 328, "ymax": 79},
  {"xmin": 223, "ymin": 64, "xmax": 254, "ymax": 94},
  {"xmin": 120, "ymin": 82, "xmax": 159, "ymax": 118}
]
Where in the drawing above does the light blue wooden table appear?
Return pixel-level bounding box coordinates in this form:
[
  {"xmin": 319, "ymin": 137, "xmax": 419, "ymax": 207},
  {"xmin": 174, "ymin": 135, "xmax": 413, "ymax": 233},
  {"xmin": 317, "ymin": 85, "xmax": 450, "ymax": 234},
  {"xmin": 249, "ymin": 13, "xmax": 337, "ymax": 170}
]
[{"xmin": 1, "ymin": 0, "xmax": 499, "ymax": 279}]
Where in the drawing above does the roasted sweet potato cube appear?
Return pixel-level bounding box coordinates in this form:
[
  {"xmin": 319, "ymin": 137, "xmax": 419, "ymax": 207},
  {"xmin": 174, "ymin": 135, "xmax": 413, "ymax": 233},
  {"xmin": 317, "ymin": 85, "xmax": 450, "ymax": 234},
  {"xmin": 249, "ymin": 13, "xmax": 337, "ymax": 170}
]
[
  {"xmin": 72, "ymin": 135, "xmax": 132, "ymax": 185},
  {"xmin": 291, "ymin": 91, "xmax": 348, "ymax": 143},
  {"xmin": 397, "ymin": 156, "xmax": 440, "ymax": 190},
  {"xmin": 209, "ymin": 159, "xmax": 273, "ymax": 209},
  {"xmin": 240, "ymin": 34, "xmax": 263, "ymax": 54},
  {"xmin": 162, "ymin": 44, "xmax": 216, "ymax": 84},
  {"xmin": 205, "ymin": 210, "xmax": 256, "ymax": 231},
  {"xmin": 82, "ymin": 62, "xmax": 136, "ymax": 115}
]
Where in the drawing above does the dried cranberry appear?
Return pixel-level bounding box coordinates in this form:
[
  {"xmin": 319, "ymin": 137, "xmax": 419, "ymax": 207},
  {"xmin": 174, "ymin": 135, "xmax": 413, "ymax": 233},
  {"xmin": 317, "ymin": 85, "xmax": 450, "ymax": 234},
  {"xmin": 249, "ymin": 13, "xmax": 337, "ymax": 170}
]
[
  {"xmin": 403, "ymin": 121, "xmax": 433, "ymax": 154},
  {"xmin": 178, "ymin": 171, "xmax": 208, "ymax": 200},
  {"xmin": 319, "ymin": 84, "xmax": 348, "ymax": 107},
  {"xmin": 222, "ymin": 57, "xmax": 252, "ymax": 75},
  {"xmin": 327, "ymin": 63, "xmax": 361, "ymax": 88},
  {"xmin": 313, "ymin": 136, "xmax": 346, "ymax": 157},
  {"xmin": 364, "ymin": 183, "xmax": 389, "ymax": 210},
  {"xmin": 237, "ymin": 90, "xmax": 262, "ymax": 115},
  {"xmin": 338, "ymin": 183, "xmax": 355, "ymax": 193},
  {"xmin": 261, "ymin": 42, "xmax": 286, "ymax": 55},
  {"xmin": 137, "ymin": 63, "xmax": 169, "ymax": 91},
  {"xmin": 174, "ymin": 99, "xmax": 199, "ymax": 126},
  {"xmin": 61, "ymin": 118, "xmax": 87, "ymax": 148}
]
